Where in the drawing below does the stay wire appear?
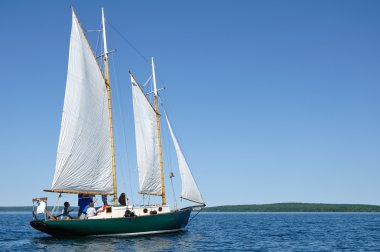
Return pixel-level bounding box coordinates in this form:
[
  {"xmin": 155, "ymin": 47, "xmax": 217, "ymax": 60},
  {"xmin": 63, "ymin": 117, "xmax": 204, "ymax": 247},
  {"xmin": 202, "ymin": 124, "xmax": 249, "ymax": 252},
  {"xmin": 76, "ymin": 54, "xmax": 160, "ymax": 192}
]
[
  {"xmin": 107, "ymin": 21, "xmax": 182, "ymax": 206},
  {"xmin": 110, "ymin": 53, "xmax": 126, "ymax": 192},
  {"xmin": 108, "ymin": 20, "xmax": 172, "ymax": 99},
  {"xmin": 111, "ymin": 52, "xmax": 135, "ymax": 205},
  {"xmin": 94, "ymin": 22, "xmax": 102, "ymax": 59},
  {"xmin": 107, "ymin": 21, "xmax": 150, "ymax": 64},
  {"xmin": 51, "ymin": 194, "xmax": 62, "ymax": 214},
  {"xmin": 188, "ymin": 207, "xmax": 205, "ymax": 224},
  {"xmin": 158, "ymin": 94, "xmax": 178, "ymax": 209}
]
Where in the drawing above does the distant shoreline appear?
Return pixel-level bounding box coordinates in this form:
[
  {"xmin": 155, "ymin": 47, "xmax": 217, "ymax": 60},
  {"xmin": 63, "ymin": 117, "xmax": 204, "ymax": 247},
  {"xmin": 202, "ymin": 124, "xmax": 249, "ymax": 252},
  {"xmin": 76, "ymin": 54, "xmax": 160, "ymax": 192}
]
[
  {"xmin": 202, "ymin": 203, "xmax": 380, "ymax": 212},
  {"xmin": 2, "ymin": 203, "xmax": 380, "ymax": 212}
]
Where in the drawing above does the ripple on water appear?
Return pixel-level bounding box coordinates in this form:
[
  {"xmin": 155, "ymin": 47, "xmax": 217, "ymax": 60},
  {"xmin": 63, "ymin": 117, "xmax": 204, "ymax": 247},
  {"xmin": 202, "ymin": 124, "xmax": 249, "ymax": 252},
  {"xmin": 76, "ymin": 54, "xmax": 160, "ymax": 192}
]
[{"xmin": 1, "ymin": 212, "xmax": 380, "ymax": 251}]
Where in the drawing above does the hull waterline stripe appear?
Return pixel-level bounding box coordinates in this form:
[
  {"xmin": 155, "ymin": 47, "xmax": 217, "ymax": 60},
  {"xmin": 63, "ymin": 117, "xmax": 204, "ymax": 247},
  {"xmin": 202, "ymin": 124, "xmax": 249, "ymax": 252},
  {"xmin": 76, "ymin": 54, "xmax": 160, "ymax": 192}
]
[{"xmin": 91, "ymin": 228, "xmax": 185, "ymax": 237}]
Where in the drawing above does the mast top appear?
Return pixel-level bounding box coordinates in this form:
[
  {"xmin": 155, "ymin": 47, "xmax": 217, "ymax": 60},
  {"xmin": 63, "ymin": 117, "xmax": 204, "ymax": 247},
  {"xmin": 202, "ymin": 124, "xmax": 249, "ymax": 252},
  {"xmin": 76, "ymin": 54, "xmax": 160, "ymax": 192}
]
[
  {"xmin": 152, "ymin": 58, "xmax": 158, "ymax": 96},
  {"xmin": 101, "ymin": 8, "xmax": 108, "ymax": 60}
]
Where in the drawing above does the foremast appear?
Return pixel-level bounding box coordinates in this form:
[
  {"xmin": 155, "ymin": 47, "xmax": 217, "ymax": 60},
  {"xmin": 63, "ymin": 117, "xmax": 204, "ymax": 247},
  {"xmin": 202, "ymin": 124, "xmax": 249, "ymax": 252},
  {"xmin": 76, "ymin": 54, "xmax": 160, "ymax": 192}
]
[
  {"xmin": 102, "ymin": 8, "xmax": 118, "ymax": 206},
  {"xmin": 152, "ymin": 58, "xmax": 166, "ymax": 206}
]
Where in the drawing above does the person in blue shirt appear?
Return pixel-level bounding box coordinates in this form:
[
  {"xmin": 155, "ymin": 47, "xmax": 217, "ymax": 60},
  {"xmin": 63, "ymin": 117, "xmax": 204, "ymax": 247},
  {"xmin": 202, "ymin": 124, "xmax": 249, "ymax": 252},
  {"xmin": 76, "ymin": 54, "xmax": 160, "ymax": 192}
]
[{"xmin": 77, "ymin": 194, "xmax": 93, "ymax": 217}]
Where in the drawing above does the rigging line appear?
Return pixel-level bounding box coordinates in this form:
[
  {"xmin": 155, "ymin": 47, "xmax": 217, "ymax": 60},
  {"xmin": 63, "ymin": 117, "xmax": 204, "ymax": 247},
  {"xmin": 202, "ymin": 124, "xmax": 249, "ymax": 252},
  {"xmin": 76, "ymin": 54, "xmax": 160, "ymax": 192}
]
[
  {"xmin": 109, "ymin": 53, "xmax": 127, "ymax": 187},
  {"xmin": 51, "ymin": 194, "xmax": 62, "ymax": 214},
  {"xmin": 107, "ymin": 21, "xmax": 150, "ymax": 64},
  {"xmin": 166, "ymin": 136, "xmax": 177, "ymax": 209},
  {"xmin": 162, "ymin": 99, "xmax": 205, "ymax": 204},
  {"xmin": 148, "ymin": 76, "xmax": 178, "ymax": 208},
  {"xmin": 143, "ymin": 75, "xmax": 153, "ymax": 87},
  {"xmin": 160, "ymin": 103, "xmax": 179, "ymax": 209},
  {"xmin": 170, "ymin": 175, "xmax": 178, "ymax": 209},
  {"xmin": 111, "ymin": 52, "xmax": 135, "ymax": 205},
  {"xmin": 188, "ymin": 207, "xmax": 205, "ymax": 224},
  {"xmin": 94, "ymin": 22, "xmax": 103, "ymax": 60},
  {"xmin": 99, "ymin": 44, "xmax": 105, "ymax": 75},
  {"xmin": 111, "ymin": 55, "xmax": 126, "ymax": 195},
  {"xmin": 164, "ymin": 114, "xmax": 177, "ymax": 207},
  {"xmin": 108, "ymin": 21, "xmax": 174, "ymax": 101},
  {"xmin": 149, "ymin": 63, "xmax": 170, "ymax": 95}
]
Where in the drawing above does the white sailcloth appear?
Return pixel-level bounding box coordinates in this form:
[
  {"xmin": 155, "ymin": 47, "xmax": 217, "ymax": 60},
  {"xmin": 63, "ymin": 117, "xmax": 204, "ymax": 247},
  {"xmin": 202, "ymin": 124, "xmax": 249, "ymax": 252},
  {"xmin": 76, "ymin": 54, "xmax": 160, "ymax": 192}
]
[
  {"xmin": 165, "ymin": 113, "xmax": 204, "ymax": 204},
  {"xmin": 131, "ymin": 74, "xmax": 162, "ymax": 195},
  {"xmin": 50, "ymin": 11, "xmax": 113, "ymax": 194}
]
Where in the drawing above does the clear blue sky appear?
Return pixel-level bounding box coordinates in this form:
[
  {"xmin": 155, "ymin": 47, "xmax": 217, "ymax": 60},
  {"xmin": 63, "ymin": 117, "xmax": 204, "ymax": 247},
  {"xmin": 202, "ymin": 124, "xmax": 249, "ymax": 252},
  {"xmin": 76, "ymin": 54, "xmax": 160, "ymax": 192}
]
[{"xmin": 0, "ymin": 1, "xmax": 379, "ymax": 207}]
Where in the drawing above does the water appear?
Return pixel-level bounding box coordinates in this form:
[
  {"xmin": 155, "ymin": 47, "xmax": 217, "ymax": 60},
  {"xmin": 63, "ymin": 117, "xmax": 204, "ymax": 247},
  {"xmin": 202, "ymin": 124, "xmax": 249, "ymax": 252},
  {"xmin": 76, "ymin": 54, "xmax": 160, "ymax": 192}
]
[{"xmin": 1, "ymin": 212, "xmax": 380, "ymax": 251}]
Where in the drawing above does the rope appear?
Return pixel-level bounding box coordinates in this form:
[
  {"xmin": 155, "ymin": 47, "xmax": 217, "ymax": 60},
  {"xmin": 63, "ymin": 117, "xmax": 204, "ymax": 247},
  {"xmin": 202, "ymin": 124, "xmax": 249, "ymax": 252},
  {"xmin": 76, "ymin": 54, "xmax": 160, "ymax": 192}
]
[
  {"xmin": 106, "ymin": 20, "xmax": 188, "ymax": 208},
  {"xmin": 110, "ymin": 53, "xmax": 126, "ymax": 187},
  {"xmin": 51, "ymin": 194, "xmax": 62, "ymax": 214},
  {"xmin": 161, "ymin": 105, "xmax": 178, "ymax": 209},
  {"xmin": 143, "ymin": 75, "xmax": 153, "ymax": 87},
  {"xmin": 107, "ymin": 20, "xmax": 172, "ymax": 98},
  {"xmin": 144, "ymin": 76, "xmax": 179, "ymax": 209},
  {"xmin": 110, "ymin": 53, "xmax": 135, "ymax": 205},
  {"xmin": 188, "ymin": 206, "xmax": 204, "ymax": 224},
  {"xmin": 107, "ymin": 21, "xmax": 150, "ymax": 64},
  {"xmin": 94, "ymin": 23, "xmax": 102, "ymax": 59}
]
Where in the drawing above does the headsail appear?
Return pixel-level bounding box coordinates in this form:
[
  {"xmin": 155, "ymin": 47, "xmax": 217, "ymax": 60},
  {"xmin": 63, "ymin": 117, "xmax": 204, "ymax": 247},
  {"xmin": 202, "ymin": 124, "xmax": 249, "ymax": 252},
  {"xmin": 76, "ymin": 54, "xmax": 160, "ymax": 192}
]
[
  {"xmin": 130, "ymin": 73, "xmax": 162, "ymax": 195},
  {"xmin": 165, "ymin": 113, "xmax": 205, "ymax": 205},
  {"xmin": 49, "ymin": 10, "xmax": 113, "ymax": 195}
]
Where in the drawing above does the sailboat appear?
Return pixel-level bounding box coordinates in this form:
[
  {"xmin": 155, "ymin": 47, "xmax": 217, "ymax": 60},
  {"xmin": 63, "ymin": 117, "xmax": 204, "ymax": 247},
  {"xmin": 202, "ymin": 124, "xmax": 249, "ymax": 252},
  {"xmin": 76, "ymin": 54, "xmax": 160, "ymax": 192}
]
[{"xmin": 30, "ymin": 7, "xmax": 205, "ymax": 237}]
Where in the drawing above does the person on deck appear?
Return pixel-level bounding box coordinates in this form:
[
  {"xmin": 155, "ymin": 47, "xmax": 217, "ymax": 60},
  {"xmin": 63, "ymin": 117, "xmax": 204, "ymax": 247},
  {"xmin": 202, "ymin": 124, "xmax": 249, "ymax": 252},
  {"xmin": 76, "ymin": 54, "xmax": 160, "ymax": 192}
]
[
  {"xmin": 63, "ymin": 201, "xmax": 73, "ymax": 219},
  {"xmin": 101, "ymin": 195, "xmax": 108, "ymax": 211},
  {"xmin": 118, "ymin": 193, "xmax": 128, "ymax": 206},
  {"xmin": 78, "ymin": 194, "xmax": 93, "ymax": 217},
  {"xmin": 86, "ymin": 202, "xmax": 97, "ymax": 218}
]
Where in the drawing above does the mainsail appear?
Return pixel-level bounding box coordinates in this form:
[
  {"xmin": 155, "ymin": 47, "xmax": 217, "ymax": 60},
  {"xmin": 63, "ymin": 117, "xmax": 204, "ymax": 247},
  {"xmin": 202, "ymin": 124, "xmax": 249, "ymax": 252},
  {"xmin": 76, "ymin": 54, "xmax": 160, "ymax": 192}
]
[
  {"xmin": 49, "ymin": 10, "xmax": 113, "ymax": 194},
  {"xmin": 130, "ymin": 74, "xmax": 162, "ymax": 195},
  {"xmin": 165, "ymin": 113, "xmax": 205, "ymax": 205}
]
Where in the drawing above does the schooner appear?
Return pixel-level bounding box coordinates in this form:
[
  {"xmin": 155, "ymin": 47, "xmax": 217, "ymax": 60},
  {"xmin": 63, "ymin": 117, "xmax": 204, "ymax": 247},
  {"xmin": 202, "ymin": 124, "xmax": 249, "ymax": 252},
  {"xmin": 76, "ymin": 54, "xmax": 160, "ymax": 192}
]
[{"xmin": 30, "ymin": 7, "xmax": 205, "ymax": 237}]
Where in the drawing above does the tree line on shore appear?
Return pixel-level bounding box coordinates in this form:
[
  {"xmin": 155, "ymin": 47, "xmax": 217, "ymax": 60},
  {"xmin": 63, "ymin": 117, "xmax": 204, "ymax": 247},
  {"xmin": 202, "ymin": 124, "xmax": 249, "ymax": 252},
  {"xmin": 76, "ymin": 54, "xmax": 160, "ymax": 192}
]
[{"xmin": 203, "ymin": 203, "xmax": 380, "ymax": 212}]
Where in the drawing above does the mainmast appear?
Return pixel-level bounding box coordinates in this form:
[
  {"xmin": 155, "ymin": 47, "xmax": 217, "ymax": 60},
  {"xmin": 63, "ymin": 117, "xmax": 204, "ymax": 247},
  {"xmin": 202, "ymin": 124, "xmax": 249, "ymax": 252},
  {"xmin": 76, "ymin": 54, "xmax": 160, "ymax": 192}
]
[
  {"xmin": 152, "ymin": 58, "xmax": 166, "ymax": 205},
  {"xmin": 102, "ymin": 8, "xmax": 118, "ymax": 206}
]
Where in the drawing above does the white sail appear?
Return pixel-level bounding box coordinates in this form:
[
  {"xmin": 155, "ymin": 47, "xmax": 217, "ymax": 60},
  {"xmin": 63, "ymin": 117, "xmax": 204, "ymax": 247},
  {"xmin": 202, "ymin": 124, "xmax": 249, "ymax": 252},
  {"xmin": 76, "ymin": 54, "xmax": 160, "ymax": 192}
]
[
  {"xmin": 131, "ymin": 74, "xmax": 162, "ymax": 195},
  {"xmin": 165, "ymin": 113, "xmax": 204, "ymax": 205},
  {"xmin": 50, "ymin": 10, "xmax": 113, "ymax": 194}
]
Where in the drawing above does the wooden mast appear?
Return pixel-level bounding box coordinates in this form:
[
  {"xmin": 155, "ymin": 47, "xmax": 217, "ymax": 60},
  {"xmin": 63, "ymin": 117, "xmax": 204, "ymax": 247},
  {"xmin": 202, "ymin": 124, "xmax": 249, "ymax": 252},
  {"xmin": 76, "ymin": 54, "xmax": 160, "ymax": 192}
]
[
  {"xmin": 102, "ymin": 8, "xmax": 118, "ymax": 206},
  {"xmin": 152, "ymin": 58, "xmax": 166, "ymax": 205}
]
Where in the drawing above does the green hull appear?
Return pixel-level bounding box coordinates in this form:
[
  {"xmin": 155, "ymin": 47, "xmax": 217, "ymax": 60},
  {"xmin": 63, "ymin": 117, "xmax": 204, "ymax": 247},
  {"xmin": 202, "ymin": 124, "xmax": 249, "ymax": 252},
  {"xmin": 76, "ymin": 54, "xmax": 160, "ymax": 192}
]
[{"xmin": 30, "ymin": 208, "xmax": 191, "ymax": 237}]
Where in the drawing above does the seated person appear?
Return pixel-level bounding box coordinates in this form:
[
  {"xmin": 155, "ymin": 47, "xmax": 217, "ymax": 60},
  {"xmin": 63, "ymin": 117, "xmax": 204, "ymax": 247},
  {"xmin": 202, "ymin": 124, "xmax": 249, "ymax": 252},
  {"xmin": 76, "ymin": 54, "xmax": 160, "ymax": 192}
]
[
  {"xmin": 86, "ymin": 202, "xmax": 97, "ymax": 218},
  {"xmin": 118, "ymin": 193, "xmax": 128, "ymax": 206},
  {"xmin": 63, "ymin": 201, "xmax": 73, "ymax": 219}
]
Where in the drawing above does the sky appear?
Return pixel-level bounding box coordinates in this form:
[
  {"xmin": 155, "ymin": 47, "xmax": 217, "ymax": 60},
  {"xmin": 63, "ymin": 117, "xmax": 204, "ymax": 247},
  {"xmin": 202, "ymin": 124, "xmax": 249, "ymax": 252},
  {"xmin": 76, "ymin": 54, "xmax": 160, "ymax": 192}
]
[{"xmin": 0, "ymin": 1, "xmax": 379, "ymax": 207}]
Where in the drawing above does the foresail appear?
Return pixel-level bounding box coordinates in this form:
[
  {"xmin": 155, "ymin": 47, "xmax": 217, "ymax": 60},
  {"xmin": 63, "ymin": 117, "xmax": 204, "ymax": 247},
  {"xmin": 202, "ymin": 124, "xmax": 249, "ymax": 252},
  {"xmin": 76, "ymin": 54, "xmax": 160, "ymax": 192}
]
[
  {"xmin": 50, "ymin": 10, "xmax": 113, "ymax": 194},
  {"xmin": 130, "ymin": 74, "xmax": 162, "ymax": 195},
  {"xmin": 165, "ymin": 113, "xmax": 204, "ymax": 205}
]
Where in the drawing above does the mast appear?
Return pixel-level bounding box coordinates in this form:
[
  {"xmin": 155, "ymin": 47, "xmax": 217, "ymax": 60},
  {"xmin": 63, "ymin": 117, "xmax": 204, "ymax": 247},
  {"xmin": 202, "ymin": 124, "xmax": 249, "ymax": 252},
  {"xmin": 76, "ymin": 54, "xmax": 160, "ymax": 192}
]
[
  {"xmin": 152, "ymin": 58, "xmax": 166, "ymax": 205},
  {"xmin": 102, "ymin": 8, "xmax": 118, "ymax": 206}
]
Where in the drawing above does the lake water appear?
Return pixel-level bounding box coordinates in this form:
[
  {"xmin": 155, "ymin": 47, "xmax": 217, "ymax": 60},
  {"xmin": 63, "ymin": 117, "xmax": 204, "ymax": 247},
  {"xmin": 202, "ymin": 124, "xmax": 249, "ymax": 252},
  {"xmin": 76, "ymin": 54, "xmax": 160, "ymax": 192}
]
[{"xmin": 1, "ymin": 212, "xmax": 380, "ymax": 251}]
